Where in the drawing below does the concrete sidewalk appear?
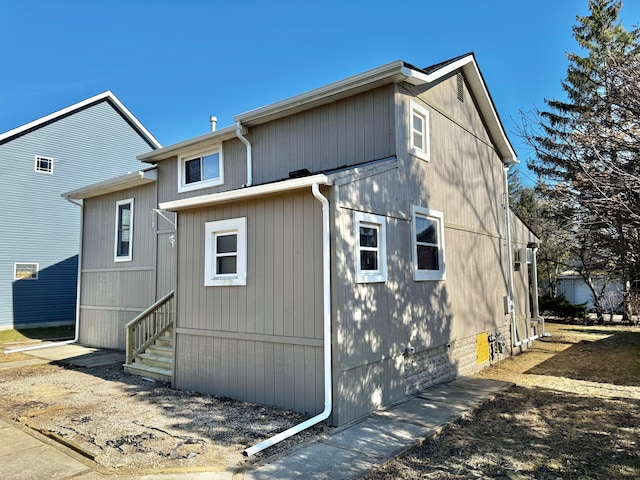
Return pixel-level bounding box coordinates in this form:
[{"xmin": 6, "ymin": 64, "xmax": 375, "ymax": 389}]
[{"xmin": 1, "ymin": 344, "xmax": 511, "ymax": 479}]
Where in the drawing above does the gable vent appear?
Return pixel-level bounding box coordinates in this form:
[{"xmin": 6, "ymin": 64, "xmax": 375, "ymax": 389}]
[{"xmin": 457, "ymin": 73, "xmax": 464, "ymax": 102}]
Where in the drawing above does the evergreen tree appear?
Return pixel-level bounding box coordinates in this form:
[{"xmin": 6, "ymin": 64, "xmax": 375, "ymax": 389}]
[{"xmin": 523, "ymin": 0, "xmax": 640, "ymax": 320}]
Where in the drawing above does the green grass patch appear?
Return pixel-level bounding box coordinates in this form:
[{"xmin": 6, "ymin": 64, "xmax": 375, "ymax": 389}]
[{"xmin": 0, "ymin": 326, "xmax": 74, "ymax": 345}]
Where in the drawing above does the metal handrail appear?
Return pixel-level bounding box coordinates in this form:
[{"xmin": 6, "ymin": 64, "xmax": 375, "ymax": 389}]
[{"xmin": 125, "ymin": 290, "xmax": 175, "ymax": 365}]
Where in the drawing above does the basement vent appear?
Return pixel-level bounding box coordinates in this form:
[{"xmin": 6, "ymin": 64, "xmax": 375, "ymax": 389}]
[{"xmin": 457, "ymin": 73, "xmax": 464, "ymax": 102}]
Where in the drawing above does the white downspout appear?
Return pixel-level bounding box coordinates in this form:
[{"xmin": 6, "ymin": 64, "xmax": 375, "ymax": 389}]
[
  {"xmin": 5, "ymin": 197, "xmax": 82, "ymax": 353},
  {"xmin": 236, "ymin": 122, "xmax": 253, "ymax": 188},
  {"xmin": 503, "ymin": 166, "xmax": 518, "ymax": 351},
  {"xmin": 243, "ymin": 182, "xmax": 332, "ymax": 456}
]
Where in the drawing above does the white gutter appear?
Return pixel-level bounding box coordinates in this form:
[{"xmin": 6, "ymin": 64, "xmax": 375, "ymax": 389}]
[
  {"xmin": 244, "ymin": 182, "xmax": 332, "ymax": 456},
  {"xmin": 236, "ymin": 122, "xmax": 253, "ymax": 187},
  {"xmin": 5, "ymin": 197, "xmax": 83, "ymax": 354},
  {"xmin": 159, "ymin": 174, "xmax": 330, "ymax": 211}
]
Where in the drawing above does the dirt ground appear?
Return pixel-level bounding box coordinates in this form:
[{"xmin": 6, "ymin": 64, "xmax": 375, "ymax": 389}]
[
  {"xmin": 368, "ymin": 322, "xmax": 640, "ymax": 479},
  {"xmin": 2, "ymin": 323, "xmax": 639, "ymax": 478},
  {"xmin": 0, "ymin": 342, "xmax": 327, "ymax": 475}
]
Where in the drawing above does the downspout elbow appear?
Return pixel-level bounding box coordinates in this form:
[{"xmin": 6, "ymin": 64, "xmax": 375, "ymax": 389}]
[{"xmin": 236, "ymin": 122, "xmax": 253, "ymax": 188}]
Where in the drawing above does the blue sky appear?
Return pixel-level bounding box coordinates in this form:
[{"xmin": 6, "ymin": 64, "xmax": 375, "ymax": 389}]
[{"xmin": 2, "ymin": 1, "xmax": 640, "ymax": 183}]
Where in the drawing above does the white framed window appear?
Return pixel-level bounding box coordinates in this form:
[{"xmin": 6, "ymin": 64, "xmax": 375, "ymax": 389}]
[
  {"xmin": 14, "ymin": 263, "xmax": 38, "ymax": 280},
  {"xmin": 35, "ymin": 155, "xmax": 54, "ymax": 174},
  {"xmin": 114, "ymin": 198, "xmax": 134, "ymax": 262},
  {"xmin": 178, "ymin": 146, "xmax": 224, "ymax": 193},
  {"xmin": 411, "ymin": 206, "xmax": 445, "ymax": 281},
  {"xmin": 204, "ymin": 217, "xmax": 247, "ymax": 286},
  {"xmin": 355, "ymin": 212, "xmax": 387, "ymax": 283},
  {"xmin": 409, "ymin": 100, "xmax": 430, "ymax": 161}
]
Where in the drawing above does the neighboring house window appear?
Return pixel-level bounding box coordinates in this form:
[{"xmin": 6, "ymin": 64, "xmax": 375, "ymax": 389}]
[
  {"xmin": 114, "ymin": 198, "xmax": 134, "ymax": 262},
  {"xmin": 355, "ymin": 212, "xmax": 387, "ymax": 283},
  {"xmin": 35, "ymin": 155, "xmax": 53, "ymax": 174},
  {"xmin": 204, "ymin": 217, "xmax": 247, "ymax": 286},
  {"xmin": 14, "ymin": 263, "xmax": 38, "ymax": 280},
  {"xmin": 411, "ymin": 206, "xmax": 445, "ymax": 281},
  {"xmin": 409, "ymin": 100, "xmax": 430, "ymax": 161},
  {"xmin": 178, "ymin": 146, "xmax": 223, "ymax": 192}
]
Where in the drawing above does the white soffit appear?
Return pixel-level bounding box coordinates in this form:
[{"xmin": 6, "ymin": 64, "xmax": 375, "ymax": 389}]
[{"xmin": 62, "ymin": 169, "xmax": 157, "ymax": 200}]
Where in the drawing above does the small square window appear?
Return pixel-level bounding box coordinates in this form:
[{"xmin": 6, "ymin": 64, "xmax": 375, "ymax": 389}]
[
  {"xmin": 355, "ymin": 212, "xmax": 387, "ymax": 283},
  {"xmin": 409, "ymin": 101, "xmax": 430, "ymax": 161},
  {"xmin": 412, "ymin": 206, "xmax": 445, "ymax": 281},
  {"xmin": 179, "ymin": 147, "xmax": 223, "ymax": 192},
  {"xmin": 35, "ymin": 155, "xmax": 54, "ymax": 174},
  {"xmin": 15, "ymin": 263, "xmax": 39, "ymax": 280},
  {"xmin": 205, "ymin": 217, "xmax": 247, "ymax": 286}
]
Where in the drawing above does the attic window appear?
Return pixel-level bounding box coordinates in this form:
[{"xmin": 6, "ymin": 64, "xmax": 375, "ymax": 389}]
[
  {"xmin": 35, "ymin": 155, "xmax": 53, "ymax": 174},
  {"xmin": 457, "ymin": 73, "xmax": 464, "ymax": 102},
  {"xmin": 409, "ymin": 100, "xmax": 430, "ymax": 162}
]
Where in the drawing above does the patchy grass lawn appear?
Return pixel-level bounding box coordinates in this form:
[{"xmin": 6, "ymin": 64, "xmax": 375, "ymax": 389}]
[
  {"xmin": 0, "ymin": 326, "xmax": 74, "ymax": 362},
  {"xmin": 368, "ymin": 322, "xmax": 640, "ymax": 479}
]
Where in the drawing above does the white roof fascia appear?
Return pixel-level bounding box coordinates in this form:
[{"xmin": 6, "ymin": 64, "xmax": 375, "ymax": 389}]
[
  {"xmin": 159, "ymin": 174, "xmax": 332, "ymax": 211},
  {"xmin": 62, "ymin": 168, "xmax": 157, "ymax": 200},
  {"xmin": 403, "ymin": 55, "xmax": 517, "ymax": 165},
  {"xmin": 138, "ymin": 124, "xmax": 238, "ymax": 162},
  {"xmin": 233, "ymin": 60, "xmax": 407, "ymax": 126},
  {"xmin": 0, "ymin": 91, "xmax": 162, "ymax": 149}
]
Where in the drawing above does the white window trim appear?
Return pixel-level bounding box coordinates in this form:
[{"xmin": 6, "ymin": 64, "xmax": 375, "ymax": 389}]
[
  {"xmin": 409, "ymin": 100, "xmax": 430, "ymax": 162},
  {"xmin": 178, "ymin": 145, "xmax": 224, "ymax": 193},
  {"xmin": 355, "ymin": 212, "xmax": 387, "ymax": 284},
  {"xmin": 114, "ymin": 198, "xmax": 134, "ymax": 262},
  {"xmin": 411, "ymin": 205, "xmax": 446, "ymax": 281},
  {"xmin": 14, "ymin": 262, "xmax": 39, "ymax": 280},
  {"xmin": 34, "ymin": 155, "xmax": 54, "ymax": 174},
  {"xmin": 204, "ymin": 217, "xmax": 247, "ymax": 286}
]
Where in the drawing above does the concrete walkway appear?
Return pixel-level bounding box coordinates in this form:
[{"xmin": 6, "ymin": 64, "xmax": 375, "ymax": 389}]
[{"xmin": 1, "ymin": 344, "xmax": 511, "ymax": 479}]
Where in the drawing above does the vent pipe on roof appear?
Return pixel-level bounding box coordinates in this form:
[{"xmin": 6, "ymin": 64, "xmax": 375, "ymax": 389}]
[{"xmin": 210, "ymin": 116, "xmax": 218, "ymax": 132}]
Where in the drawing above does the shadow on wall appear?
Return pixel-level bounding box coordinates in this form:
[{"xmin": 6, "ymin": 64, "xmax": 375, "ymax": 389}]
[{"xmin": 12, "ymin": 255, "xmax": 78, "ymax": 327}]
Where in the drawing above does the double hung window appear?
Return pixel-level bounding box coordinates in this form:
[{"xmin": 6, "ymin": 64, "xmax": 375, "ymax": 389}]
[
  {"xmin": 355, "ymin": 212, "xmax": 387, "ymax": 283},
  {"xmin": 412, "ymin": 206, "xmax": 445, "ymax": 281},
  {"xmin": 409, "ymin": 100, "xmax": 430, "ymax": 161},
  {"xmin": 204, "ymin": 218, "xmax": 247, "ymax": 286}
]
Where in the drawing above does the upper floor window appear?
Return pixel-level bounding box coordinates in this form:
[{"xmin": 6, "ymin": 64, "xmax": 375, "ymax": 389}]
[
  {"xmin": 409, "ymin": 100, "xmax": 430, "ymax": 161},
  {"xmin": 204, "ymin": 217, "xmax": 247, "ymax": 286},
  {"xmin": 355, "ymin": 212, "xmax": 387, "ymax": 283},
  {"xmin": 114, "ymin": 198, "xmax": 134, "ymax": 262},
  {"xmin": 35, "ymin": 155, "xmax": 54, "ymax": 174},
  {"xmin": 178, "ymin": 146, "xmax": 223, "ymax": 193},
  {"xmin": 411, "ymin": 206, "xmax": 445, "ymax": 281}
]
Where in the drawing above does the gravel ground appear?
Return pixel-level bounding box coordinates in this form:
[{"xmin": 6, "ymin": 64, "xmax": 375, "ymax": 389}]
[{"xmin": 0, "ymin": 357, "xmax": 327, "ymax": 474}]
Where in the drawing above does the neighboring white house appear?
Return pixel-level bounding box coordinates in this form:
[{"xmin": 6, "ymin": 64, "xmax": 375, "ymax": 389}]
[{"xmin": 556, "ymin": 271, "xmax": 623, "ymax": 312}]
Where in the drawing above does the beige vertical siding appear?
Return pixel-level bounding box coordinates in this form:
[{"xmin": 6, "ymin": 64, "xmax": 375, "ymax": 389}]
[
  {"xmin": 173, "ymin": 190, "xmax": 325, "ymax": 415},
  {"xmin": 78, "ymin": 183, "xmax": 157, "ymax": 349},
  {"xmin": 331, "ymin": 74, "xmax": 515, "ymax": 425}
]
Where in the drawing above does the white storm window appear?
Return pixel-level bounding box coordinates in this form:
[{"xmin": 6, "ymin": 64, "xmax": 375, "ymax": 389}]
[
  {"xmin": 204, "ymin": 217, "xmax": 247, "ymax": 286},
  {"xmin": 409, "ymin": 100, "xmax": 430, "ymax": 161},
  {"xmin": 355, "ymin": 212, "xmax": 387, "ymax": 283},
  {"xmin": 114, "ymin": 198, "xmax": 134, "ymax": 262},
  {"xmin": 35, "ymin": 155, "xmax": 54, "ymax": 174},
  {"xmin": 412, "ymin": 206, "xmax": 445, "ymax": 281},
  {"xmin": 178, "ymin": 146, "xmax": 223, "ymax": 192}
]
